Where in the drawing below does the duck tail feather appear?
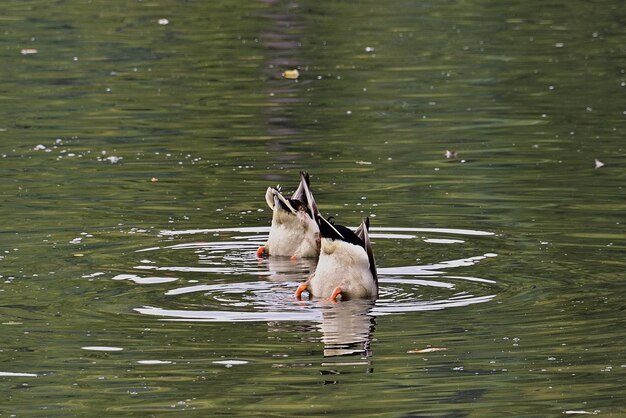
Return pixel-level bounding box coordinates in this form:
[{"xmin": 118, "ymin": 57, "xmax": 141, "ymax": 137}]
[
  {"xmin": 319, "ymin": 216, "xmax": 345, "ymax": 240},
  {"xmin": 265, "ymin": 187, "xmax": 275, "ymax": 210},
  {"xmin": 357, "ymin": 217, "xmax": 377, "ymax": 283}
]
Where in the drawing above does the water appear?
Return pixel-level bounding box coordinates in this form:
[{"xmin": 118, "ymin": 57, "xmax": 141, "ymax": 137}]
[{"xmin": 1, "ymin": 0, "xmax": 624, "ymax": 416}]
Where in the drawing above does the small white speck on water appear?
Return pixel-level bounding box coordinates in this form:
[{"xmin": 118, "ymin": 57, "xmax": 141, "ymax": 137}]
[{"xmin": 594, "ymin": 158, "xmax": 604, "ymax": 169}]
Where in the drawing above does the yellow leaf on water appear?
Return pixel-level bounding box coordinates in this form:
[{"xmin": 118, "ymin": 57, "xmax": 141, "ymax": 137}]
[{"xmin": 282, "ymin": 69, "xmax": 299, "ymax": 79}]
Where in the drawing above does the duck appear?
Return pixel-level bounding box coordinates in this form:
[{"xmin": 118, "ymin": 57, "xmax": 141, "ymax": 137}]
[
  {"xmin": 256, "ymin": 172, "xmax": 321, "ymax": 259},
  {"xmin": 295, "ymin": 217, "xmax": 378, "ymax": 302}
]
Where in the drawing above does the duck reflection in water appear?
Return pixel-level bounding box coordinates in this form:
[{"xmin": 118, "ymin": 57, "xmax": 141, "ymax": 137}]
[
  {"xmin": 317, "ymin": 299, "xmax": 376, "ymax": 359},
  {"xmin": 265, "ymin": 255, "xmax": 317, "ymax": 282}
]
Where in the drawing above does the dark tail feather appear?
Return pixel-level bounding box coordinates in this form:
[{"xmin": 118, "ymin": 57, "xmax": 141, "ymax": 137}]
[
  {"xmin": 356, "ymin": 217, "xmax": 377, "ymax": 284},
  {"xmin": 292, "ymin": 171, "xmax": 319, "ymax": 221}
]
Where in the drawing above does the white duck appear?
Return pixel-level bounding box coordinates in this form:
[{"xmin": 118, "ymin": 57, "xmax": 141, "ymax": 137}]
[
  {"xmin": 256, "ymin": 172, "xmax": 320, "ymax": 259},
  {"xmin": 295, "ymin": 217, "xmax": 378, "ymax": 302}
]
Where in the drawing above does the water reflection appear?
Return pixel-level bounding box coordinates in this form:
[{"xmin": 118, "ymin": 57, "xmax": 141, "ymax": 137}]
[
  {"xmin": 131, "ymin": 226, "xmax": 499, "ymax": 329},
  {"xmin": 317, "ymin": 299, "xmax": 376, "ymax": 358},
  {"xmin": 266, "ymin": 255, "xmax": 316, "ymax": 281},
  {"xmin": 259, "ymin": 0, "xmax": 308, "ymax": 170},
  {"xmin": 127, "ymin": 224, "xmax": 499, "ymax": 371}
]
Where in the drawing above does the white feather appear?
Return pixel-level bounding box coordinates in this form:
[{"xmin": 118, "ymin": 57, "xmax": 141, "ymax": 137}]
[
  {"xmin": 262, "ymin": 174, "xmax": 320, "ymax": 258},
  {"xmin": 308, "ymin": 238, "xmax": 377, "ymax": 299},
  {"xmin": 264, "ymin": 187, "xmax": 275, "ymax": 210},
  {"xmin": 266, "ymin": 204, "xmax": 320, "ymax": 257}
]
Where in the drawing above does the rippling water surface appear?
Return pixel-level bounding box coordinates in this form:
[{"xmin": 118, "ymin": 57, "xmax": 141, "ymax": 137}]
[
  {"xmin": 127, "ymin": 226, "xmax": 498, "ymax": 323},
  {"xmin": 0, "ymin": 0, "xmax": 624, "ymax": 416}
]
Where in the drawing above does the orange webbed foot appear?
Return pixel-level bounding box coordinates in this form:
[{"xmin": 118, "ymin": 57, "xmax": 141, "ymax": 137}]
[
  {"xmin": 290, "ymin": 254, "xmax": 298, "ymax": 262},
  {"xmin": 330, "ymin": 287, "xmax": 343, "ymax": 303},
  {"xmin": 295, "ymin": 282, "xmax": 309, "ymax": 300},
  {"xmin": 256, "ymin": 245, "xmax": 266, "ymax": 258}
]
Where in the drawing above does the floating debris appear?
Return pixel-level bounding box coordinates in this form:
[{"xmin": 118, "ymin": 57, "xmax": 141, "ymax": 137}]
[
  {"xmin": 212, "ymin": 360, "xmax": 249, "ymax": 367},
  {"xmin": 112, "ymin": 274, "xmax": 178, "ymax": 285},
  {"xmin": 407, "ymin": 347, "xmax": 448, "ymax": 354},
  {"xmin": 445, "ymin": 150, "xmax": 458, "ymax": 159},
  {"xmin": 20, "ymin": 48, "xmax": 38, "ymax": 55},
  {"xmin": 282, "ymin": 69, "xmax": 299, "ymax": 80},
  {"xmin": 137, "ymin": 360, "xmax": 173, "ymax": 365},
  {"xmin": 594, "ymin": 158, "xmax": 604, "ymax": 169},
  {"xmin": 0, "ymin": 371, "xmax": 38, "ymax": 377},
  {"xmin": 81, "ymin": 346, "xmax": 124, "ymax": 352},
  {"xmin": 82, "ymin": 272, "xmax": 105, "ymax": 279}
]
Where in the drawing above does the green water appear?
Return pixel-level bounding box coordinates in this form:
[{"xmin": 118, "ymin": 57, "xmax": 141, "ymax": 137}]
[{"xmin": 1, "ymin": 0, "xmax": 624, "ymax": 416}]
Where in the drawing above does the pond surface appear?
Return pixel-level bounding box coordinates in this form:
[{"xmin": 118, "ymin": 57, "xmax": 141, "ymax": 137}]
[{"xmin": 1, "ymin": 0, "xmax": 624, "ymax": 416}]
